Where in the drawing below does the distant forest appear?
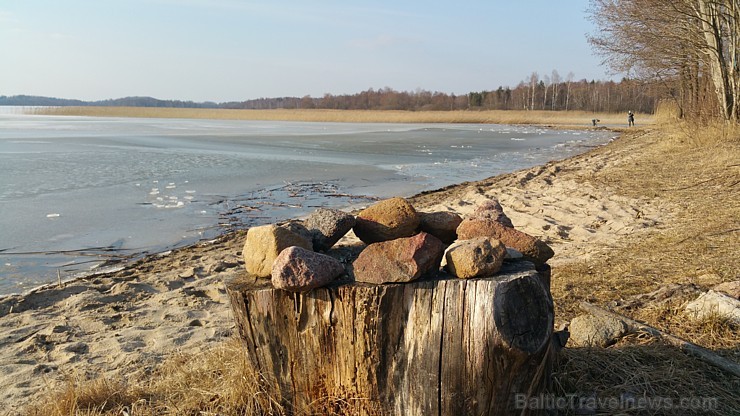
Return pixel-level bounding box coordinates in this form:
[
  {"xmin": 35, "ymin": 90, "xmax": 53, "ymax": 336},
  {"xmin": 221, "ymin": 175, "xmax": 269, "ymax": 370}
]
[{"xmin": 1, "ymin": 73, "xmax": 657, "ymax": 113}]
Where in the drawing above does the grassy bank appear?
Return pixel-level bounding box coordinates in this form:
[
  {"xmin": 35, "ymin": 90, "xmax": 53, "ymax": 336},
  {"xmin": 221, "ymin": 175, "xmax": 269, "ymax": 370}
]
[{"xmin": 32, "ymin": 106, "xmax": 650, "ymax": 127}]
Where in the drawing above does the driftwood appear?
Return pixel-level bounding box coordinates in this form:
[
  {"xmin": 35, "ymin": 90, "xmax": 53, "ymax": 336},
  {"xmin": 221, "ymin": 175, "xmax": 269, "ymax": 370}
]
[
  {"xmin": 226, "ymin": 262, "xmax": 555, "ymax": 415},
  {"xmin": 580, "ymin": 302, "xmax": 740, "ymax": 378}
]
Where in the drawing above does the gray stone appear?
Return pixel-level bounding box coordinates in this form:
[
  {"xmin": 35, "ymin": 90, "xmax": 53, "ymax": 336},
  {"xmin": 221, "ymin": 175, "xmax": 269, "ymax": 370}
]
[
  {"xmin": 280, "ymin": 220, "xmax": 314, "ymax": 250},
  {"xmin": 568, "ymin": 314, "xmax": 628, "ymax": 347},
  {"xmin": 304, "ymin": 208, "xmax": 356, "ymax": 252},
  {"xmin": 685, "ymin": 290, "xmax": 740, "ymax": 325},
  {"xmin": 272, "ymin": 246, "xmax": 345, "ymax": 292}
]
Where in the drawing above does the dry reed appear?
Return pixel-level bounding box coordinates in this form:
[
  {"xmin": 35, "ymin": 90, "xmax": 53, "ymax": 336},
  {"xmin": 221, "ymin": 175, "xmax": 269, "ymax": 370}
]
[{"xmin": 32, "ymin": 106, "xmax": 652, "ymax": 127}]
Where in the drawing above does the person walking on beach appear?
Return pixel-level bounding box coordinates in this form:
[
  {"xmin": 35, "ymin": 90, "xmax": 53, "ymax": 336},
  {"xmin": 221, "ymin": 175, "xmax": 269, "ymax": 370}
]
[{"xmin": 628, "ymin": 111, "xmax": 635, "ymax": 127}]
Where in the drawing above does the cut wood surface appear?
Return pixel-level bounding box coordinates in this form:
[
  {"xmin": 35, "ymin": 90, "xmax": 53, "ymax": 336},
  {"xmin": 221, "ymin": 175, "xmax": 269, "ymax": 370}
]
[{"xmin": 226, "ymin": 261, "xmax": 554, "ymax": 415}]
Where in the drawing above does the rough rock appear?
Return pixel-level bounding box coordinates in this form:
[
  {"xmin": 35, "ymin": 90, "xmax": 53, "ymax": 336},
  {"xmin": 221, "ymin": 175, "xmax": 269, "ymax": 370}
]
[
  {"xmin": 352, "ymin": 232, "xmax": 444, "ymax": 284},
  {"xmin": 456, "ymin": 218, "xmax": 554, "ymax": 264},
  {"xmin": 469, "ymin": 198, "xmax": 514, "ymax": 228},
  {"xmin": 418, "ymin": 211, "xmax": 462, "ymax": 244},
  {"xmin": 685, "ymin": 290, "xmax": 740, "ymax": 325},
  {"xmin": 712, "ymin": 280, "xmax": 740, "ymax": 300},
  {"xmin": 280, "ymin": 221, "xmax": 314, "ymax": 251},
  {"xmin": 271, "ymin": 246, "xmax": 345, "ymax": 292},
  {"xmin": 304, "ymin": 208, "xmax": 356, "ymax": 252},
  {"xmin": 353, "ymin": 197, "xmax": 420, "ymax": 244},
  {"xmin": 568, "ymin": 314, "xmax": 628, "ymax": 347},
  {"xmin": 242, "ymin": 224, "xmax": 312, "ymax": 278},
  {"xmin": 444, "ymin": 237, "xmax": 507, "ymax": 279}
]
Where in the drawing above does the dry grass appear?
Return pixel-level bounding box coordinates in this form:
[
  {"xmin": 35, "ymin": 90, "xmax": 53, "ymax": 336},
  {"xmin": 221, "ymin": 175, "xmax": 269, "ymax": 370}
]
[
  {"xmin": 552, "ymin": 340, "xmax": 738, "ymax": 415},
  {"xmin": 25, "ymin": 338, "xmax": 287, "ymax": 416},
  {"xmin": 31, "ymin": 106, "xmax": 651, "ymax": 127},
  {"xmin": 547, "ymin": 123, "xmax": 739, "ymax": 414}
]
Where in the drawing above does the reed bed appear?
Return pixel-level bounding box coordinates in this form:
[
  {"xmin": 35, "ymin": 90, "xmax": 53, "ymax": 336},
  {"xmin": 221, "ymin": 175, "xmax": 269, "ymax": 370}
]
[{"xmin": 32, "ymin": 106, "xmax": 650, "ymax": 127}]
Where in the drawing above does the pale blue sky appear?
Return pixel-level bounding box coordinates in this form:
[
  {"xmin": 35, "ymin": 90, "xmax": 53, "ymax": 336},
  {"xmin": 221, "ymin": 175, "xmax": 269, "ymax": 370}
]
[{"xmin": 1, "ymin": 0, "xmax": 608, "ymax": 102}]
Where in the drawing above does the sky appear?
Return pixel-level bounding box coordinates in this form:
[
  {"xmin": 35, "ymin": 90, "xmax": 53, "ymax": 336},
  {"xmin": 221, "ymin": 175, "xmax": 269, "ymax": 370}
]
[{"xmin": 0, "ymin": 0, "xmax": 609, "ymax": 103}]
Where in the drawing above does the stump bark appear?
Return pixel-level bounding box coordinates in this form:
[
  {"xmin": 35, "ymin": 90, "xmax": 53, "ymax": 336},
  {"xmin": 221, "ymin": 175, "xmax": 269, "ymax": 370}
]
[{"xmin": 226, "ymin": 261, "xmax": 554, "ymax": 415}]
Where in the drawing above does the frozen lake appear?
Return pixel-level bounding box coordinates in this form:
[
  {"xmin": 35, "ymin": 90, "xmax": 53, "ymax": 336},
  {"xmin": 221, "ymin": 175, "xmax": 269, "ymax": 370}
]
[{"xmin": 0, "ymin": 111, "xmax": 612, "ymax": 294}]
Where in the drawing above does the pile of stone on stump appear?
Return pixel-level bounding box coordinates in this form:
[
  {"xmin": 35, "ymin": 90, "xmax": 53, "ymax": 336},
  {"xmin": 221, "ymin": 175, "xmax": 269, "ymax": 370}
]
[
  {"xmin": 241, "ymin": 196, "xmax": 554, "ymax": 290},
  {"xmin": 232, "ymin": 196, "xmax": 556, "ymax": 414}
]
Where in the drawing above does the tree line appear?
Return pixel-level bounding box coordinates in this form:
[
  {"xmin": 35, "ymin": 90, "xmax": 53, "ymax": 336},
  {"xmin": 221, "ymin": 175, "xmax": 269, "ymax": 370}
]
[
  {"xmin": 1, "ymin": 74, "xmax": 658, "ymax": 114},
  {"xmin": 225, "ymin": 76, "xmax": 656, "ymax": 113},
  {"xmin": 588, "ymin": 0, "xmax": 740, "ymax": 122}
]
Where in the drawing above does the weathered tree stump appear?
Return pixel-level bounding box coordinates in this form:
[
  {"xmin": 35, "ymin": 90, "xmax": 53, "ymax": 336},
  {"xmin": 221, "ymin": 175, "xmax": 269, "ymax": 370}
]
[{"xmin": 226, "ymin": 261, "xmax": 554, "ymax": 415}]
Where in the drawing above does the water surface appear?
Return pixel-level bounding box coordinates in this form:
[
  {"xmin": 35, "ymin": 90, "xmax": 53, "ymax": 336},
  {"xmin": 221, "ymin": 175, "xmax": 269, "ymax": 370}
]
[{"xmin": 0, "ymin": 111, "xmax": 612, "ymax": 294}]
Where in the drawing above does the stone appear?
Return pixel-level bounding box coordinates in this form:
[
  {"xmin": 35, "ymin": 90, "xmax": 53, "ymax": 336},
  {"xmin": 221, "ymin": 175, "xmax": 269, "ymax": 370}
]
[
  {"xmin": 304, "ymin": 208, "xmax": 356, "ymax": 252},
  {"xmin": 685, "ymin": 290, "xmax": 740, "ymax": 325},
  {"xmin": 271, "ymin": 246, "xmax": 345, "ymax": 292},
  {"xmin": 456, "ymin": 218, "xmax": 554, "ymax": 264},
  {"xmin": 712, "ymin": 280, "xmax": 740, "ymax": 300},
  {"xmin": 418, "ymin": 211, "xmax": 462, "ymax": 244},
  {"xmin": 505, "ymin": 247, "xmax": 524, "ymax": 259},
  {"xmin": 444, "ymin": 237, "xmax": 507, "ymax": 279},
  {"xmin": 242, "ymin": 224, "xmax": 312, "ymax": 278},
  {"xmin": 353, "ymin": 197, "xmax": 420, "ymax": 244},
  {"xmin": 280, "ymin": 220, "xmax": 314, "ymax": 251},
  {"xmin": 469, "ymin": 198, "xmax": 514, "ymax": 228},
  {"xmin": 568, "ymin": 314, "xmax": 628, "ymax": 347},
  {"xmin": 353, "ymin": 232, "xmax": 444, "ymax": 284}
]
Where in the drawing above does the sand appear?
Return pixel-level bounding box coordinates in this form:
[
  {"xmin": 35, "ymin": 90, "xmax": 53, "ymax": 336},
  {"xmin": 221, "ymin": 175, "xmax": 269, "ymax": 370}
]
[{"xmin": 0, "ymin": 129, "xmax": 675, "ymax": 413}]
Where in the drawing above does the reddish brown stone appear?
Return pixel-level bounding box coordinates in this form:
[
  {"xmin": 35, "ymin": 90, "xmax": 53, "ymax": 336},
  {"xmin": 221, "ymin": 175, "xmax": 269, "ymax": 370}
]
[
  {"xmin": 353, "ymin": 197, "xmax": 420, "ymax": 244},
  {"xmin": 352, "ymin": 232, "xmax": 444, "ymax": 284},
  {"xmin": 271, "ymin": 246, "xmax": 345, "ymax": 292},
  {"xmin": 469, "ymin": 199, "xmax": 514, "ymax": 228},
  {"xmin": 456, "ymin": 218, "xmax": 554, "ymax": 264},
  {"xmin": 418, "ymin": 211, "xmax": 462, "ymax": 244}
]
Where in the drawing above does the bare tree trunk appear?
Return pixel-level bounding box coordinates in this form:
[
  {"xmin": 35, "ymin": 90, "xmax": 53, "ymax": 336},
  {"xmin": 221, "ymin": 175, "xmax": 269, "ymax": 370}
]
[
  {"xmin": 226, "ymin": 262, "xmax": 554, "ymax": 415},
  {"xmin": 696, "ymin": 0, "xmax": 732, "ymax": 120}
]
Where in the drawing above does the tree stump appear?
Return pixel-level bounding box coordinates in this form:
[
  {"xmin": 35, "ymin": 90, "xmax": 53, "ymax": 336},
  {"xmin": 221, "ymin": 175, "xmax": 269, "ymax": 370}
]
[{"xmin": 226, "ymin": 261, "xmax": 554, "ymax": 415}]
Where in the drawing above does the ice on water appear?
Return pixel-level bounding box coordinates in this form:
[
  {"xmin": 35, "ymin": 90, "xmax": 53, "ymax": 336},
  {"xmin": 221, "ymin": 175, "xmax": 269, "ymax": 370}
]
[{"xmin": 0, "ymin": 115, "xmax": 612, "ymax": 294}]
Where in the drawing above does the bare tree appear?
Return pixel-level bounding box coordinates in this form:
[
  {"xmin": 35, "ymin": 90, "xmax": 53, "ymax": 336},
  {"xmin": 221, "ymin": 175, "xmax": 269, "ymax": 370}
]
[
  {"xmin": 529, "ymin": 72, "xmax": 539, "ymax": 110},
  {"xmin": 588, "ymin": 0, "xmax": 740, "ymax": 121},
  {"xmin": 565, "ymin": 72, "xmax": 575, "ymax": 111},
  {"xmin": 551, "ymin": 70, "xmax": 561, "ymax": 110}
]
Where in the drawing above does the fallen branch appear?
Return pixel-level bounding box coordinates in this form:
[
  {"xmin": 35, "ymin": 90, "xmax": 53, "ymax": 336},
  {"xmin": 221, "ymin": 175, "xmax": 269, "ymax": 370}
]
[{"xmin": 580, "ymin": 301, "xmax": 740, "ymax": 378}]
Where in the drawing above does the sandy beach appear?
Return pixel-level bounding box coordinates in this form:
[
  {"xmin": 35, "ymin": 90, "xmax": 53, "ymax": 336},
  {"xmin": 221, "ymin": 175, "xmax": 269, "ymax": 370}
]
[{"xmin": 1, "ymin": 125, "xmax": 738, "ymax": 414}]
